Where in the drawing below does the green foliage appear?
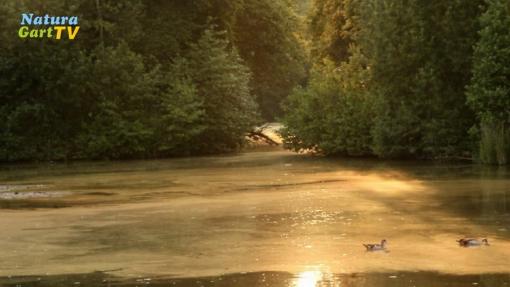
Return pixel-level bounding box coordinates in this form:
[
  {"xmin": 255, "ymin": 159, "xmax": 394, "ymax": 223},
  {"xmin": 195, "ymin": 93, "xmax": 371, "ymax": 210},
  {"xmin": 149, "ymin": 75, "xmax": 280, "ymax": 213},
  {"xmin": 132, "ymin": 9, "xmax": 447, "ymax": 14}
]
[
  {"xmin": 134, "ymin": 0, "xmax": 308, "ymax": 121},
  {"xmin": 0, "ymin": 43, "xmax": 92, "ymax": 161},
  {"xmin": 283, "ymin": 0, "xmax": 488, "ymax": 161},
  {"xmin": 233, "ymin": 0, "xmax": 307, "ymax": 120},
  {"xmin": 4, "ymin": 0, "xmax": 509, "ymax": 165},
  {"xmin": 186, "ymin": 28, "xmax": 259, "ymax": 153},
  {"xmin": 479, "ymin": 118, "xmax": 510, "ymax": 165},
  {"xmin": 282, "ymin": 0, "xmax": 371, "ymax": 156},
  {"xmin": 282, "ymin": 48, "xmax": 373, "ymax": 156},
  {"xmin": 309, "ymin": 0, "xmax": 354, "ymax": 63},
  {"xmin": 363, "ymin": 0, "xmax": 483, "ymax": 158},
  {"xmin": 293, "ymin": 0, "xmax": 312, "ymax": 16},
  {"xmin": 0, "ymin": 0, "xmax": 268, "ymax": 161},
  {"xmin": 188, "ymin": 29, "xmax": 257, "ymax": 152},
  {"xmin": 467, "ymin": 0, "xmax": 510, "ymax": 165},
  {"xmin": 63, "ymin": 0, "xmax": 146, "ymax": 50},
  {"xmin": 77, "ymin": 44, "xmax": 159, "ymax": 159},
  {"xmin": 154, "ymin": 59, "xmax": 205, "ymax": 156}
]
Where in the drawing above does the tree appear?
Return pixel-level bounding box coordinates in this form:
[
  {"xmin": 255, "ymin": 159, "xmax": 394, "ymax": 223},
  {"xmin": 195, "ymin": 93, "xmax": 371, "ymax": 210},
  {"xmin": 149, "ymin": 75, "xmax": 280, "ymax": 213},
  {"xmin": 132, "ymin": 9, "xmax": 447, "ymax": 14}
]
[
  {"xmin": 281, "ymin": 46, "xmax": 373, "ymax": 156},
  {"xmin": 187, "ymin": 28, "xmax": 259, "ymax": 153},
  {"xmin": 281, "ymin": 0, "xmax": 373, "ymax": 156},
  {"xmin": 467, "ymin": 0, "xmax": 510, "ymax": 165},
  {"xmin": 363, "ymin": 0, "xmax": 483, "ymax": 158},
  {"xmin": 0, "ymin": 0, "xmax": 270, "ymax": 161},
  {"xmin": 282, "ymin": 0, "xmax": 485, "ymax": 160},
  {"xmin": 0, "ymin": 42, "xmax": 92, "ymax": 161},
  {"xmin": 233, "ymin": 0, "xmax": 307, "ymax": 120},
  {"xmin": 309, "ymin": 0, "xmax": 354, "ymax": 63},
  {"xmin": 76, "ymin": 44, "xmax": 160, "ymax": 159},
  {"xmin": 152, "ymin": 59, "xmax": 206, "ymax": 157}
]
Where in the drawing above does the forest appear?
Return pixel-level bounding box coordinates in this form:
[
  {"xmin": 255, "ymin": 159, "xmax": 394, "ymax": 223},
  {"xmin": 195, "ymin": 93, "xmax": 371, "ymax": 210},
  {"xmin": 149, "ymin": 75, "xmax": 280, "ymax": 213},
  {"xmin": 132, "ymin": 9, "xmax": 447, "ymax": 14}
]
[{"xmin": 1, "ymin": 0, "xmax": 509, "ymax": 165}]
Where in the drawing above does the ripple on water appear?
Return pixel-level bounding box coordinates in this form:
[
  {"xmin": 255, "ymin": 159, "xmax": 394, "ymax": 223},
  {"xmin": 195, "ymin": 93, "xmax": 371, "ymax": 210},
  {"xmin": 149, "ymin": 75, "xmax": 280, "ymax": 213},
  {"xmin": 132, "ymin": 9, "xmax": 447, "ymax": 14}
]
[
  {"xmin": 0, "ymin": 271, "xmax": 509, "ymax": 287},
  {"xmin": 0, "ymin": 191, "xmax": 68, "ymax": 200},
  {"xmin": 0, "ymin": 184, "xmax": 48, "ymax": 192}
]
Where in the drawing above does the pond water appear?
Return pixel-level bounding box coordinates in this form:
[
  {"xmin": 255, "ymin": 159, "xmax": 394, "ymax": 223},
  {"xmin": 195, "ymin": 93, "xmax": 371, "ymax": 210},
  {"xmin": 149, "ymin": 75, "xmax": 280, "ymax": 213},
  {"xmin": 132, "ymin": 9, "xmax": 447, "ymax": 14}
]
[{"xmin": 0, "ymin": 148, "xmax": 509, "ymax": 286}]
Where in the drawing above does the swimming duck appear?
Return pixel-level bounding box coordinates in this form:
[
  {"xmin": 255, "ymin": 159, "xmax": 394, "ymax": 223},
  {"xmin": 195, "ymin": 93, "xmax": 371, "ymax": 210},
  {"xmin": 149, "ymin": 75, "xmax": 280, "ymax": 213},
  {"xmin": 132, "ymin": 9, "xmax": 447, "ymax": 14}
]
[
  {"xmin": 363, "ymin": 239, "xmax": 387, "ymax": 251},
  {"xmin": 457, "ymin": 238, "xmax": 489, "ymax": 247}
]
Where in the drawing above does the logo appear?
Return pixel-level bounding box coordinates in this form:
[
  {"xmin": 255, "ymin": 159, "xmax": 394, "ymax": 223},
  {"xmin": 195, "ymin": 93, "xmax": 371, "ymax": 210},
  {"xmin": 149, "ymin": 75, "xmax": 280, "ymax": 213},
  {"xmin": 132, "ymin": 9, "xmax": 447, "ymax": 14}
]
[{"xmin": 18, "ymin": 13, "xmax": 80, "ymax": 40}]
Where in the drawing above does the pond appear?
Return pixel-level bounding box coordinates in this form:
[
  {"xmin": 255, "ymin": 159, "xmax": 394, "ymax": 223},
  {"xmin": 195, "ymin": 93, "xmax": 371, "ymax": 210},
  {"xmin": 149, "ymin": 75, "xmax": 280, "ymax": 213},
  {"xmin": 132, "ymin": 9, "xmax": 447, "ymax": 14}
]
[{"xmin": 0, "ymin": 148, "xmax": 509, "ymax": 286}]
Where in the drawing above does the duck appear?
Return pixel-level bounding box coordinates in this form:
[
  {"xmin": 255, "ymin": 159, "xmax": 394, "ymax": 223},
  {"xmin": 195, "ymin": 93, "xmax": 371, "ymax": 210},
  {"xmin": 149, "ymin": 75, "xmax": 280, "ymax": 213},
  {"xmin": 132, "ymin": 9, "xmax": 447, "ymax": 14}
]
[
  {"xmin": 363, "ymin": 239, "xmax": 387, "ymax": 251},
  {"xmin": 457, "ymin": 238, "xmax": 489, "ymax": 247}
]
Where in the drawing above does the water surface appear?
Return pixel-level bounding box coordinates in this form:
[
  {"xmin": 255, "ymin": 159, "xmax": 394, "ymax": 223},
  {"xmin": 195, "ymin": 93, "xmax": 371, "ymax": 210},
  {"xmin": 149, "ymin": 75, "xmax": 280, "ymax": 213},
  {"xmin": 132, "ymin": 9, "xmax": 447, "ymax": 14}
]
[{"xmin": 0, "ymin": 148, "xmax": 509, "ymax": 286}]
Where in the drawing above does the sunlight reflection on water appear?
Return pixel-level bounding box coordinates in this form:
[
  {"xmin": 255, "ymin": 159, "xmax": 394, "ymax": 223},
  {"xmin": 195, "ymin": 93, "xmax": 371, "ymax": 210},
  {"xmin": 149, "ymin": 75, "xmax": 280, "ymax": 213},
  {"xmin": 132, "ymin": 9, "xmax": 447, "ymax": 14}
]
[
  {"xmin": 295, "ymin": 270, "xmax": 323, "ymax": 287},
  {"xmin": 1, "ymin": 151, "xmax": 510, "ymax": 279}
]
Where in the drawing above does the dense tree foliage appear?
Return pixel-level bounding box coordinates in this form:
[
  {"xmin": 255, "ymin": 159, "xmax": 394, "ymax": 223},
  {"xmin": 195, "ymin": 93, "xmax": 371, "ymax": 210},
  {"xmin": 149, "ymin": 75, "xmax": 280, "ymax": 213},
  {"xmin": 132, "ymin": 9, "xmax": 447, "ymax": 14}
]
[
  {"xmin": 282, "ymin": 0, "xmax": 504, "ymax": 162},
  {"xmin": 0, "ymin": 0, "xmax": 306, "ymax": 161},
  {"xmin": 282, "ymin": 0, "xmax": 373, "ymax": 156},
  {"xmin": 467, "ymin": 0, "xmax": 510, "ymax": 165},
  {"xmin": 309, "ymin": 0, "xmax": 355, "ymax": 63},
  {"xmin": 282, "ymin": 50, "xmax": 373, "ymax": 155},
  {"xmin": 366, "ymin": 0, "xmax": 483, "ymax": 158},
  {"xmin": 232, "ymin": 0, "xmax": 307, "ymax": 120},
  {"xmin": 187, "ymin": 28, "xmax": 258, "ymax": 153},
  {"xmin": 3, "ymin": 0, "xmax": 510, "ymax": 164}
]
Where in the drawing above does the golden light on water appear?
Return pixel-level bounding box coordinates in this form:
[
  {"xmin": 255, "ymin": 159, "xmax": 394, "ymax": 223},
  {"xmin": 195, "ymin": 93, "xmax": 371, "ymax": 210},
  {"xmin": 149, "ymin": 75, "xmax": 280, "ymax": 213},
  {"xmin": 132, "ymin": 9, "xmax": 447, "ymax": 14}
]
[{"xmin": 295, "ymin": 270, "xmax": 323, "ymax": 287}]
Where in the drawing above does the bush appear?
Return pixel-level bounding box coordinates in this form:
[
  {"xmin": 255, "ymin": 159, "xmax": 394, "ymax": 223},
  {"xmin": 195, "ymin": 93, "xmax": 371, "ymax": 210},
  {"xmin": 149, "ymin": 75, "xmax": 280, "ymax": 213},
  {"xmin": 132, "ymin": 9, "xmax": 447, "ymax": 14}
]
[{"xmin": 281, "ymin": 51, "xmax": 373, "ymax": 156}]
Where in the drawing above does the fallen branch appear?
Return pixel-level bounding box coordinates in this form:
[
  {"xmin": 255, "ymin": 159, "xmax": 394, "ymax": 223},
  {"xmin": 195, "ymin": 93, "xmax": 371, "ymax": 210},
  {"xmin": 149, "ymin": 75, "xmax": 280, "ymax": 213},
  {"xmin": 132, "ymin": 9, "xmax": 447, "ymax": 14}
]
[{"xmin": 247, "ymin": 130, "xmax": 279, "ymax": 146}]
